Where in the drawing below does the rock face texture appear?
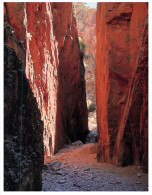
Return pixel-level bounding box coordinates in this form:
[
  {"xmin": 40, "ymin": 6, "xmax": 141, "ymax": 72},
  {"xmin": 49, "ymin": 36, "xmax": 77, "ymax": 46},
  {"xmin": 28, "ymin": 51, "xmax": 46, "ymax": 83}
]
[
  {"xmin": 4, "ymin": 3, "xmax": 25, "ymax": 59},
  {"xmin": 96, "ymin": 2, "xmax": 148, "ymax": 172},
  {"xmin": 4, "ymin": 45, "xmax": 44, "ymax": 190},
  {"xmin": 73, "ymin": 3, "xmax": 96, "ymax": 105},
  {"xmin": 4, "ymin": 2, "xmax": 88, "ymax": 157},
  {"xmin": 24, "ymin": 2, "xmax": 88, "ymax": 155},
  {"xmin": 4, "ymin": 2, "xmax": 88, "ymax": 190}
]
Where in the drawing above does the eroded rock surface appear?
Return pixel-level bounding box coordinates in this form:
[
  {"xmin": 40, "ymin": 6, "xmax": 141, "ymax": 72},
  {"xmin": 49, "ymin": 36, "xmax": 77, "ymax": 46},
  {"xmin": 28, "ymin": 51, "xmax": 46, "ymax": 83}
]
[
  {"xmin": 4, "ymin": 2, "xmax": 88, "ymax": 190},
  {"xmin": 25, "ymin": 2, "xmax": 88, "ymax": 155},
  {"xmin": 5, "ymin": 2, "xmax": 88, "ymax": 157},
  {"xmin": 96, "ymin": 2, "xmax": 148, "ymax": 172},
  {"xmin": 4, "ymin": 45, "xmax": 44, "ymax": 190}
]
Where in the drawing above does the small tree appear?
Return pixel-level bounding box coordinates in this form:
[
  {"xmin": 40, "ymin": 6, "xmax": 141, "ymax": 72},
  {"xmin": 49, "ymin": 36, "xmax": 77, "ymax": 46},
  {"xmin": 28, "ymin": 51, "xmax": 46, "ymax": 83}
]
[
  {"xmin": 79, "ymin": 37, "xmax": 91, "ymax": 59},
  {"xmin": 79, "ymin": 37, "xmax": 86, "ymax": 56}
]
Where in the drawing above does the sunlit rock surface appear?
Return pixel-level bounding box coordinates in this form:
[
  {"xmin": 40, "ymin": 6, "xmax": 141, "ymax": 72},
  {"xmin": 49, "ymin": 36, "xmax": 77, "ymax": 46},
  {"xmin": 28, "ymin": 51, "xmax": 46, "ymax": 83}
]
[
  {"xmin": 96, "ymin": 2, "xmax": 148, "ymax": 172},
  {"xmin": 5, "ymin": 2, "xmax": 88, "ymax": 157},
  {"xmin": 25, "ymin": 2, "xmax": 88, "ymax": 155}
]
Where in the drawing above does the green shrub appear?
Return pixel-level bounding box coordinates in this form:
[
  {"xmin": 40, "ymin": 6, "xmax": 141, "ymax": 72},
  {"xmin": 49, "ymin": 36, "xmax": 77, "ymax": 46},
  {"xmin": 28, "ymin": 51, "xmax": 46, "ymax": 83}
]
[
  {"xmin": 88, "ymin": 103, "xmax": 96, "ymax": 112},
  {"xmin": 79, "ymin": 38, "xmax": 86, "ymax": 55},
  {"xmin": 79, "ymin": 37, "xmax": 91, "ymax": 60},
  {"xmin": 84, "ymin": 53, "xmax": 91, "ymax": 59}
]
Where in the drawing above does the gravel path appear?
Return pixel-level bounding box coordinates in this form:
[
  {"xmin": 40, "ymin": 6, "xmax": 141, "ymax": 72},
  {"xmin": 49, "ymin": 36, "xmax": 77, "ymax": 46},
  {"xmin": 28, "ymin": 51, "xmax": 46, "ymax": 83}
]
[{"xmin": 42, "ymin": 142, "xmax": 148, "ymax": 191}]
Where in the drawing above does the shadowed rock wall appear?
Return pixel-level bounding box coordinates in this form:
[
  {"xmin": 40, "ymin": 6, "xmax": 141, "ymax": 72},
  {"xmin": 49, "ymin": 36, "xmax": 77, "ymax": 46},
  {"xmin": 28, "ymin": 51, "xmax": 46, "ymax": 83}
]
[{"xmin": 4, "ymin": 45, "xmax": 44, "ymax": 190}]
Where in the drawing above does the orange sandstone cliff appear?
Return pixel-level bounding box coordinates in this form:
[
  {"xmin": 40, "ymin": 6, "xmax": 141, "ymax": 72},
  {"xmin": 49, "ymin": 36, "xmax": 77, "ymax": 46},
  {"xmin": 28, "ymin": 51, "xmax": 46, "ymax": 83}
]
[
  {"xmin": 5, "ymin": 2, "xmax": 88, "ymax": 156},
  {"xmin": 96, "ymin": 2, "xmax": 148, "ymax": 172},
  {"xmin": 4, "ymin": 2, "xmax": 88, "ymax": 190},
  {"xmin": 25, "ymin": 2, "xmax": 88, "ymax": 155}
]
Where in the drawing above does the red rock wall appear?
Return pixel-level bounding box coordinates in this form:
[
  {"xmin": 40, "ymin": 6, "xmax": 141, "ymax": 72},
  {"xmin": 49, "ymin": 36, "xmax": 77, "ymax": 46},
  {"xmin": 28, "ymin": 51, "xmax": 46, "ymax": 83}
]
[
  {"xmin": 5, "ymin": 2, "xmax": 88, "ymax": 157},
  {"xmin": 50, "ymin": 3, "xmax": 88, "ymax": 153},
  {"xmin": 96, "ymin": 2, "xmax": 148, "ymax": 172},
  {"xmin": 24, "ymin": 2, "xmax": 59, "ymax": 156}
]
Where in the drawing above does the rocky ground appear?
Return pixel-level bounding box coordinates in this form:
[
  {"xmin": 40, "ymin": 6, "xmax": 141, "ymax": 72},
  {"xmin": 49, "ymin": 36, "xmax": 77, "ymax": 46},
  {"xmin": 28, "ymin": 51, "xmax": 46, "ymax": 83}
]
[{"xmin": 42, "ymin": 141, "xmax": 148, "ymax": 191}]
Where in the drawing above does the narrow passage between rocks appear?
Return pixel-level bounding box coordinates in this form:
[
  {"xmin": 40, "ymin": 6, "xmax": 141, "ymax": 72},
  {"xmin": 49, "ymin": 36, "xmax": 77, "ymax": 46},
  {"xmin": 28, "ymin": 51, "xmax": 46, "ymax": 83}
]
[{"xmin": 4, "ymin": 2, "xmax": 148, "ymax": 192}]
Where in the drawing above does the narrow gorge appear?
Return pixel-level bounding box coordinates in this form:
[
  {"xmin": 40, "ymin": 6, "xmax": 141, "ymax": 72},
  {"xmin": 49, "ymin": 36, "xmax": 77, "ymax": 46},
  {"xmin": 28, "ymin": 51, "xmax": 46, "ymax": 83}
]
[{"xmin": 4, "ymin": 2, "xmax": 148, "ymax": 191}]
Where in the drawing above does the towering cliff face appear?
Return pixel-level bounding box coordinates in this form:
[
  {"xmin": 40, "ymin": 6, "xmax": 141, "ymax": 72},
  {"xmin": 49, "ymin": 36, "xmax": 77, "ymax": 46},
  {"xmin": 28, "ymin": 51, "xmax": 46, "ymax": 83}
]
[
  {"xmin": 5, "ymin": 3, "xmax": 44, "ymax": 190},
  {"xmin": 4, "ymin": 2, "xmax": 88, "ymax": 190},
  {"xmin": 73, "ymin": 2, "xmax": 96, "ymax": 105},
  {"xmin": 4, "ymin": 3, "xmax": 25, "ymax": 59},
  {"xmin": 96, "ymin": 2, "xmax": 148, "ymax": 172},
  {"xmin": 25, "ymin": 2, "xmax": 88, "ymax": 155},
  {"xmin": 4, "ymin": 2, "xmax": 88, "ymax": 157},
  {"xmin": 4, "ymin": 45, "xmax": 44, "ymax": 190}
]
